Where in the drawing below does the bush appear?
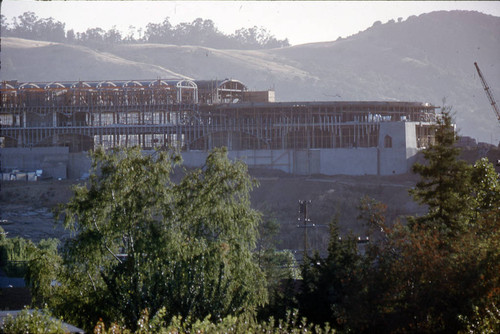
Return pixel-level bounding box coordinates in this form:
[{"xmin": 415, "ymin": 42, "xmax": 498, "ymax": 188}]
[
  {"xmin": 92, "ymin": 308, "xmax": 335, "ymax": 334},
  {"xmin": 0, "ymin": 307, "xmax": 66, "ymax": 334}
]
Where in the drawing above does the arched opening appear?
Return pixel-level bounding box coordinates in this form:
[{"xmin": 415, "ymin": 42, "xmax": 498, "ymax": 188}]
[
  {"xmin": 173, "ymin": 80, "xmax": 198, "ymax": 104},
  {"xmin": 19, "ymin": 83, "xmax": 44, "ymax": 107},
  {"xmin": 218, "ymin": 79, "xmax": 247, "ymax": 103}
]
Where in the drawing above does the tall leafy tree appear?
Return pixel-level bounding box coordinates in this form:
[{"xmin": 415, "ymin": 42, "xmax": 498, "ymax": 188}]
[{"xmin": 32, "ymin": 147, "xmax": 266, "ymax": 331}]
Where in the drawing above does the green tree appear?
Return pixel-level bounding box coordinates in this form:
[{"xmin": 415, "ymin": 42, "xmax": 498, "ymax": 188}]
[
  {"xmin": 33, "ymin": 147, "xmax": 266, "ymax": 331},
  {"xmin": 25, "ymin": 238, "xmax": 61, "ymax": 307},
  {"xmin": 0, "ymin": 227, "xmax": 59, "ymax": 279},
  {"xmin": 362, "ymin": 111, "xmax": 500, "ymax": 333},
  {"xmin": 298, "ymin": 219, "xmax": 366, "ymax": 331},
  {"xmin": 295, "ymin": 111, "xmax": 499, "ymax": 333},
  {"xmin": 256, "ymin": 218, "xmax": 300, "ymax": 320},
  {"xmin": 409, "ymin": 108, "xmax": 474, "ymax": 237},
  {"xmin": 256, "ymin": 218, "xmax": 299, "ymax": 290}
]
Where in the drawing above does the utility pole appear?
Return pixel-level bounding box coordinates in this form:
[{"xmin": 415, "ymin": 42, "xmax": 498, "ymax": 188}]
[
  {"xmin": 0, "ymin": 122, "xmax": 2, "ymax": 219},
  {"xmin": 297, "ymin": 200, "xmax": 313, "ymax": 258}
]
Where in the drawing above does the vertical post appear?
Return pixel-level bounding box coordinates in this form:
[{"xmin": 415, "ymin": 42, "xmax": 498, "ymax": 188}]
[{"xmin": 298, "ymin": 200, "xmax": 312, "ymax": 258}]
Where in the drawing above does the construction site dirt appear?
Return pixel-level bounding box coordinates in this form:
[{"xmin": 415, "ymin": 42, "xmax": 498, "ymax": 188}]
[
  {"xmin": 1, "ymin": 145, "xmax": 498, "ymax": 254},
  {"xmin": 0, "ymin": 170, "xmax": 424, "ymax": 253}
]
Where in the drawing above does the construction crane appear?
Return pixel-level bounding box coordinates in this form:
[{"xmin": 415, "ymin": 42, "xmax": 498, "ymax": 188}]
[{"xmin": 474, "ymin": 62, "xmax": 500, "ymax": 125}]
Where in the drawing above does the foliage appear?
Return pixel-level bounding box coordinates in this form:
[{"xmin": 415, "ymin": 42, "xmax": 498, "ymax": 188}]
[
  {"xmin": 0, "ymin": 229, "xmax": 30, "ymax": 277},
  {"xmin": 0, "ymin": 307, "xmax": 66, "ymax": 334},
  {"xmin": 409, "ymin": 108, "xmax": 475, "ymax": 237},
  {"xmin": 15, "ymin": 112, "xmax": 499, "ymax": 333},
  {"xmin": 1, "ymin": 12, "xmax": 289, "ymax": 49},
  {"xmin": 25, "ymin": 238, "xmax": 61, "ymax": 306},
  {"xmin": 257, "ymin": 218, "xmax": 300, "ymax": 289},
  {"xmin": 296, "ymin": 111, "xmax": 500, "ymax": 333},
  {"xmin": 30, "ymin": 146, "xmax": 266, "ymax": 331},
  {"xmin": 298, "ymin": 220, "xmax": 367, "ymax": 332},
  {"xmin": 1, "ymin": 12, "xmax": 66, "ymax": 42},
  {"xmin": 92, "ymin": 308, "xmax": 335, "ymax": 334},
  {"xmin": 459, "ymin": 303, "xmax": 500, "ymax": 334},
  {"xmin": 363, "ymin": 111, "xmax": 500, "ymax": 333},
  {"xmin": 256, "ymin": 218, "xmax": 300, "ymax": 320},
  {"xmin": 0, "ymin": 227, "xmax": 58, "ymax": 278}
]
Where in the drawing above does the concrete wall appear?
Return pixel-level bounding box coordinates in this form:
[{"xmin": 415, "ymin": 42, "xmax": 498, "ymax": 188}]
[
  {"xmin": 1, "ymin": 147, "xmax": 68, "ymax": 170},
  {"xmin": 1, "ymin": 147, "xmax": 69, "ymax": 179},
  {"xmin": 230, "ymin": 150, "xmax": 293, "ymax": 173},
  {"xmin": 319, "ymin": 148, "xmax": 378, "ymax": 175},
  {"xmin": 377, "ymin": 122, "xmax": 420, "ymax": 175},
  {"xmin": 184, "ymin": 147, "xmax": 398, "ymax": 176},
  {"xmin": 182, "ymin": 150, "xmax": 293, "ymax": 173},
  {"xmin": 1, "ymin": 122, "xmax": 422, "ymax": 177},
  {"xmin": 68, "ymin": 152, "xmax": 92, "ymax": 179}
]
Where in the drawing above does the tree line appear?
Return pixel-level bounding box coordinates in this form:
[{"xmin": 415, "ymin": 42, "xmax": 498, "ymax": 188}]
[
  {"xmin": 0, "ymin": 110, "xmax": 499, "ymax": 333},
  {"xmin": 0, "ymin": 11, "xmax": 290, "ymax": 49}
]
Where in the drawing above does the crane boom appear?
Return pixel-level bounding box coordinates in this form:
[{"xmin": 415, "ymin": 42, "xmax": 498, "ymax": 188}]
[{"xmin": 474, "ymin": 62, "xmax": 500, "ymax": 125}]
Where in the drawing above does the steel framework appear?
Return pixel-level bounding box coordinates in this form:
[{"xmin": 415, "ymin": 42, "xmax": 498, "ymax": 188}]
[{"xmin": 1, "ymin": 79, "xmax": 437, "ymax": 153}]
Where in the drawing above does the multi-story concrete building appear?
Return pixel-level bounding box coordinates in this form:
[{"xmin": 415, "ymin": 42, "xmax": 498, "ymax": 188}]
[{"xmin": 1, "ymin": 79, "xmax": 436, "ymax": 178}]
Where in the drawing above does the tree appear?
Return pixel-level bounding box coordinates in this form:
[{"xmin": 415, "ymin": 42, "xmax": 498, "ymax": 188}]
[
  {"xmin": 232, "ymin": 26, "xmax": 289, "ymax": 49},
  {"xmin": 298, "ymin": 219, "xmax": 366, "ymax": 331},
  {"xmin": 25, "ymin": 239, "xmax": 61, "ymax": 307},
  {"xmin": 256, "ymin": 218, "xmax": 300, "ymax": 320},
  {"xmin": 409, "ymin": 108, "xmax": 474, "ymax": 237},
  {"xmin": 104, "ymin": 26, "xmax": 122, "ymax": 44},
  {"xmin": 295, "ymin": 111, "xmax": 500, "ymax": 333},
  {"xmin": 0, "ymin": 227, "xmax": 59, "ymax": 279},
  {"xmin": 11, "ymin": 11, "xmax": 38, "ymax": 39},
  {"xmin": 32, "ymin": 147, "xmax": 266, "ymax": 331},
  {"xmin": 256, "ymin": 218, "xmax": 300, "ymax": 288},
  {"xmin": 66, "ymin": 29, "xmax": 75, "ymax": 43},
  {"xmin": 79, "ymin": 27, "xmax": 106, "ymax": 47},
  {"xmin": 3, "ymin": 11, "xmax": 290, "ymax": 49},
  {"xmin": 37, "ymin": 17, "xmax": 66, "ymax": 42},
  {"xmin": 1, "ymin": 14, "xmax": 8, "ymax": 33},
  {"xmin": 144, "ymin": 17, "xmax": 173, "ymax": 44},
  {"xmin": 6, "ymin": 12, "xmax": 66, "ymax": 43},
  {"xmin": 363, "ymin": 111, "xmax": 500, "ymax": 333}
]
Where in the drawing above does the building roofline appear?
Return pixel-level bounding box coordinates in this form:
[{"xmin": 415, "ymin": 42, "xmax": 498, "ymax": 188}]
[{"xmin": 214, "ymin": 101, "xmax": 437, "ymax": 110}]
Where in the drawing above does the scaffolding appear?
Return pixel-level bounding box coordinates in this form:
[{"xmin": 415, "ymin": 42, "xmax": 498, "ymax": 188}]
[{"xmin": 1, "ymin": 79, "xmax": 437, "ymax": 153}]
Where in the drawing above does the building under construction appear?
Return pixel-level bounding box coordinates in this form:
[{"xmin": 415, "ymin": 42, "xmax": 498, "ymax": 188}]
[{"xmin": 1, "ymin": 79, "xmax": 437, "ymax": 177}]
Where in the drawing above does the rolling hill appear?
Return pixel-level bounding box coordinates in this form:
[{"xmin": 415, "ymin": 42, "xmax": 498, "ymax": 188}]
[{"xmin": 1, "ymin": 10, "xmax": 499, "ymax": 142}]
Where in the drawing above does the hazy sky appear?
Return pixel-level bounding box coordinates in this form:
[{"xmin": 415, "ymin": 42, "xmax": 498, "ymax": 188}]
[{"xmin": 2, "ymin": 1, "xmax": 500, "ymax": 45}]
